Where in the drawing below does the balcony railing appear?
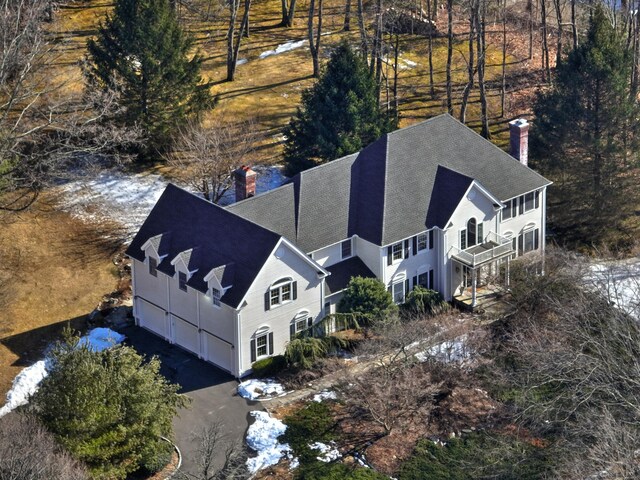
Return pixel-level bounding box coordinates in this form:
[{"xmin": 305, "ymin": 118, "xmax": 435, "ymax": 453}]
[{"xmin": 451, "ymin": 231, "xmax": 514, "ymax": 268}]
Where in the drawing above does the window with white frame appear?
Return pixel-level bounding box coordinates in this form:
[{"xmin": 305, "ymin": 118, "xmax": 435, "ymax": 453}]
[
  {"xmin": 417, "ymin": 233, "xmax": 428, "ymax": 251},
  {"xmin": 392, "ymin": 282, "xmax": 404, "ymax": 304},
  {"xmin": 178, "ymin": 271, "xmax": 188, "ymax": 292},
  {"xmin": 517, "ymin": 228, "xmax": 539, "ymax": 256},
  {"xmin": 392, "ymin": 242, "xmax": 403, "ymax": 261},
  {"xmin": 290, "ymin": 312, "xmax": 312, "ymax": 340},
  {"xmin": 502, "ymin": 198, "xmax": 517, "ymax": 220},
  {"xmin": 149, "ymin": 257, "xmax": 158, "ymax": 277},
  {"xmin": 341, "ymin": 239, "xmax": 352, "ymax": 259},
  {"xmin": 268, "ymin": 278, "xmax": 295, "ymax": 308},
  {"xmin": 211, "ymin": 287, "xmax": 221, "ymax": 307},
  {"xmin": 255, "ymin": 332, "xmax": 268, "ymax": 357},
  {"xmin": 251, "ymin": 327, "xmax": 273, "ymax": 362},
  {"xmin": 519, "ymin": 191, "xmax": 539, "ymax": 214},
  {"xmin": 461, "ymin": 218, "xmax": 483, "ymax": 250}
]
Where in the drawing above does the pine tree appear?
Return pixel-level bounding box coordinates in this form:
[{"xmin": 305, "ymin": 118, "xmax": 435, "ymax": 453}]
[
  {"xmin": 86, "ymin": 0, "xmax": 213, "ymax": 158},
  {"xmin": 33, "ymin": 336, "xmax": 188, "ymax": 479},
  {"xmin": 532, "ymin": 5, "xmax": 640, "ymax": 244},
  {"xmin": 283, "ymin": 42, "xmax": 394, "ymax": 176}
]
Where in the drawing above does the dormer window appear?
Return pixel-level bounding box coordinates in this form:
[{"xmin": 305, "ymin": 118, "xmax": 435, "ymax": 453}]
[
  {"xmin": 341, "ymin": 239, "xmax": 352, "ymax": 259},
  {"xmin": 178, "ymin": 271, "xmax": 188, "ymax": 292},
  {"xmin": 149, "ymin": 257, "xmax": 158, "ymax": 277},
  {"xmin": 211, "ymin": 287, "xmax": 221, "ymax": 307},
  {"xmin": 265, "ymin": 277, "xmax": 297, "ymax": 310}
]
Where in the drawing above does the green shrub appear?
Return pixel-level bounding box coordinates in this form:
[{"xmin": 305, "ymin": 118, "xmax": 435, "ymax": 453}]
[
  {"xmin": 296, "ymin": 462, "xmax": 388, "ymax": 479},
  {"xmin": 285, "ymin": 337, "xmax": 328, "ymax": 369},
  {"xmin": 397, "ymin": 433, "xmax": 553, "ymax": 480},
  {"xmin": 281, "ymin": 402, "xmax": 336, "ymax": 464},
  {"xmin": 402, "ymin": 286, "xmax": 449, "ymax": 317},
  {"xmin": 251, "ymin": 355, "xmax": 287, "ymax": 377},
  {"xmin": 139, "ymin": 440, "xmax": 173, "ymax": 475},
  {"xmin": 338, "ymin": 276, "xmax": 398, "ymax": 326}
]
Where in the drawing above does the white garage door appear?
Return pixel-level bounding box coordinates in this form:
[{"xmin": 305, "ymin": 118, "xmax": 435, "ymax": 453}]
[
  {"xmin": 138, "ymin": 299, "xmax": 168, "ymax": 339},
  {"xmin": 172, "ymin": 316, "xmax": 199, "ymax": 355},
  {"xmin": 203, "ymin": 332, "xmax": 233, "ymax": 373}
]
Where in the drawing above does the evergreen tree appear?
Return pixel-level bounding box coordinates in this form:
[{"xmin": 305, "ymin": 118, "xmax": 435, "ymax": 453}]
[
  {"xmin": 86, "ymin": 0, "xmax": 213, "ymax": 158},
  {"xmin": 532, "ymin": 5, "xmax": 640, "ymax": 244},
  {"xmin": 338, "ymin": 276, "xmax": 398, "ymax": 325},
  {"xmin": 32, "ymin": 335, "xmax": 188, "ymax": 479},
  {"xmin": 283, "ymin": 42, "xmax": 394, "ymax": 176}
]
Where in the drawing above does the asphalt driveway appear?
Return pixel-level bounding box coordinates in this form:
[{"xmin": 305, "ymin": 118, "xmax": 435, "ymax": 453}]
[{"xmin": 120, "ymin": 325, "xmax": 260, "ymax": 475}]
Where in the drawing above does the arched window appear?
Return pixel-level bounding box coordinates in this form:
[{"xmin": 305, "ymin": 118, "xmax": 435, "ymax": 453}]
[
  {"xmin": 290, "ymin": 311, "xmax": 313, "ymax": 340},
  {"xmin": 467, "ymin": 218, "xmax": 477, "ymax": 248},
  {"xmin": 251, "ymin": 326, "xmax": 273, "ymax": 362},
  {"xmin": 265, "ymin": 277, "xmax": 297, "ymax": 310}
]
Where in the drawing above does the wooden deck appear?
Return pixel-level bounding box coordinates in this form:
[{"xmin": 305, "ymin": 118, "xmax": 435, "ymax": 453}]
[{"xmin": 453, "ymin": 285, "xmax": 508, "ymax": 313}]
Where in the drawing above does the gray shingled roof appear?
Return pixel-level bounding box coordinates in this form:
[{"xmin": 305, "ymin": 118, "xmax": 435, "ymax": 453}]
[
  {"xmin": 126, "ymin": 184, "xmax": 282, "ymax": 308},
  {"xmin": 227, "ymin": 114, "xmax": 550, "ymax": 250},
  {"xmin": 325, "ymin": 257, "xmax": 376, "ymax": 295}
]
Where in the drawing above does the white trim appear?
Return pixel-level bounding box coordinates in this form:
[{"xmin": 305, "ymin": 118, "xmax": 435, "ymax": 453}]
[{"xmin": 234, "ymin": 238, "xmax": 329, "ymax": 309}]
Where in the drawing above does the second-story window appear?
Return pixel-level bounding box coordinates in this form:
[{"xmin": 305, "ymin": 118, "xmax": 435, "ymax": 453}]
[
  {"xmin": 178, "ymin": 271, "xmax": 188, "ymax": 292},
  {"xmin": 265, "ymin": 278, "xmax": 297, "ymax": 310},
  {"xmin": 519, "ymin": 191, "xmax": 540, "ymax": 214},
  {"xmin": 392, "ymin": 242, "xmax": 403, "ymax": 261},
  {"xmin": 417, "ymin": 233, "xmax": 428, "ymax": 251},
  {"xmin": 341, "ymin": 239, "xmax": 352, "ymax": 259},
  {"xmin": 503, "ymin": 198, "xmax": 517, "ymax": 220}
]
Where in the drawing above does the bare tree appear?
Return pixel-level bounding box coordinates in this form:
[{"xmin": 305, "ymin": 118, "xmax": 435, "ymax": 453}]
[
  {"xmin": 344, "ymin": 0, "xmax": 352, "ymax": 30},
  {"xmin": 446, "ymin": 0, "xmax": 454, "ymax": 115},
  {"xmin": 280, "ymin": 0, "xmax": 297, "ymax": 27},
  {"xmin": 475, "ymin": 0, "xmax": 490, "ymax": 138},
  {"xmin": 308, "ymin": 0, "xmax": 324, "ymax": 78},
  {"xmin": 178, "ymin": 420, "xmax": 249, "ymax": 480},
  {"xmin": 0, "ymin": 413, "xmax": 88, "ymax": 480},
  {"xmin": 227, "ymin": 0, "xmax": 251, "ymax": 81},
  {"xmin": 166, "ymin": 119, "xmax": 258, "ymax": 203},
  {"xmin": 459, "ymin": 0, "xmax": 477, "ymax": 123}
]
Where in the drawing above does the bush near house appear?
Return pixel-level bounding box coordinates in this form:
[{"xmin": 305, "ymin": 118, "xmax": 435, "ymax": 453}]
[
  {"xmin": 402, "ymin": 286, "xmax": 450, "ymax": 317},
  {"xmin": 251, "ymin": 355, "xmax": 288, "ymax": 377},
  {"xmin": 32, "ymin": 335, "xmax": 188, "ymax": 480},
  {"xmin": 338, "ymin": 276, "xmax": 398, "ymax": 326}
]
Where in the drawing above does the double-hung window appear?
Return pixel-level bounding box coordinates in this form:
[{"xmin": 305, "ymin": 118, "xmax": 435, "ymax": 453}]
[
  {"xmin": 256, "ymin": 334, "xmax": 268, "ymax": 357},
  {"xmin": 517, "ymin": 228, "xmax": 540, "ymax": 256},
  {"xmin": 392, "ymin": 242, "xmax": 403, "ymax": 261},
  {"xmin": 265, "ymin": 278, "xmax": 297, "ymax": 310},
  {"xmin": 251, "ymin": 328, "xmax": 274, "ymax": 362},
  {"xmin": 417, "ymin": 233, "xmax": 428, "ymax": 251},
  {"xmin": 503, "ymin": 199, "xmax": 517, "ymax": 220},
  {"xmin": 211, "ymin": 287, "xmax": 221, "ymax": 307},
  {"xmin": 392, "ymin": 282, "xmax": 405, "ymax": 304},
  {"xmin": 519, "ymin": 191, "xmax": 540, "ymax": 214},
  {"xmin": 341, "ymin": 239, "xmax": 352, "ymax": 259}
]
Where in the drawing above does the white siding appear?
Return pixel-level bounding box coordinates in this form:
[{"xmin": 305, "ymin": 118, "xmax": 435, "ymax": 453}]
[
  {"xmin": 132, "ymin": 257, "xmax": 168, "ymax": 310},
  {"xmin": 382, "ymin": 236, "xmax": 438, "ymax": 289},
  {"xmin": 354, "ymin": 236, "xmax": 383, "ymax": 278},
  {"xmin": 312, "ymin": 240, "xmax": 351, "ymax": 268},
  {"xmin": 238, "ymin": 242, "xmax": 323, "ymax": 377},
  {"xmin": 500, "ymin": 188, "xmax": 546, "ymax": 255}
]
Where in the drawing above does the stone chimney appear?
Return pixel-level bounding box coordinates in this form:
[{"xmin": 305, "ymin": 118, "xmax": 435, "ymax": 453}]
[
  {"xmin": 234, "ymin": 165, "xmax": 257, "ymax": 202},
  {"xmin": 509, "ymin": 118, "xmax": 529, "ymax": 167}
]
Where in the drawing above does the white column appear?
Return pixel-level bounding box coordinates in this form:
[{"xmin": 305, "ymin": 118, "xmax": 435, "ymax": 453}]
[{"xmin": 471, "ymin": 268, "xmax": 477, "ymax": 308}]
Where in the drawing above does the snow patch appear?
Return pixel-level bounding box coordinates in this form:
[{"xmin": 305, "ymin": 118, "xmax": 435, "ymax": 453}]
[
  {"xmin": 78, "ymin": 328, "xmax": 126, "ymax": 352},
  {"xmin": 237, "ymin": 58, "xmax": 248, "ymax": 65},
  {"xmin": 589, "ymin": 261, "xmax": 640, "ymax": 319},
  {"xmin": 0, "ymin": 361, "xmax": 48, "ymax": 418},
  {"xmin": 0, "ymin": 328, "xmax": 125, "ymax": 418},
  {"xmin": 313, "ymin": 389, "xmax": 338, "ymax": 402},
  {"xmin": 238, "ymin": 379, "xmax": 285, "ymax": 401},
  {"xmin": 245, "ymin": 410, "xmax": 293, "ymax": 473},
  {"xmin": 416, "ymin": 336, "xmax": 470, "ymax": 363},
  {"xmin": 259, "ymin": 39, "xmax": 307, "ymax": 58},
  {"xmin": 309, "ymin": 441, "xmax": 341, "ymax": 462}
]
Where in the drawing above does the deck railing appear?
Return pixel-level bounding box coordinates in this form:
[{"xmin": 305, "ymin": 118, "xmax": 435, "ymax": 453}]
[{"xmin": 451, "ymin": 231, "xmax": 513, "ymax": 268}]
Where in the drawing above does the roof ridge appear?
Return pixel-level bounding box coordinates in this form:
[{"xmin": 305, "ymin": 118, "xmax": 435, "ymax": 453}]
[
  {"xmin": 386, "ymin": 113, "xmax": 451, "ymax": 138},
  {"xmin": 380, "ymin": 134, "xmax": 390, "ymax": 245}
]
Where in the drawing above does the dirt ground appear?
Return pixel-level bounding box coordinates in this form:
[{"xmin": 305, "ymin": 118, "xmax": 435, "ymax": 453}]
[{"xmin": 0, "ymin": 202, "xmax": 119, "ymax": 397}]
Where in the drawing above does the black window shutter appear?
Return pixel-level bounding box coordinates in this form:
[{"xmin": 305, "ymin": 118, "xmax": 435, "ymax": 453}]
[
  {"xmin": 429, "ymin": 230, "xmax": 434, "ymax": 249},
  {"xmin": 518, "ymin": 234, "xmax": 524, "ymax": 254},
  {"xmin": 412, "ymin": 236, "xmax": 417, "ymax": 255},
  {"xmin": 535, "ymin": 191, "xmax": 540, "ymax": 208},
  {"xmin": 290, "ymin": 324, "xmax": 296, "ymax": 341},
  {"xmin": 412, "ymin": 276, "xmax": 418, "ymax": 288},
  {"xmin": 307, "ymin": 317, "xmax": 313, "ymax": 328},
  {"xmin": 404, "ymin": 279, "xmax": 409, "ymax": 299},
  {"xmin": 519, "ymin": 196, "xmax": 524, "ymax": 215},
  {"xmin": 292, "ymin": 281, "xmax": 297, "ymax": 300},
  {"xmin": 534, "ymin": 229, "xmax": 540, "ymax": 250},
  {"xmin": 250, "ymin": 339, "xmax": 256, "ymax": 362},
  {"xmin": 387, "ymin": 246, "xmax": 393, "ymax": 265},
  {"xmin": 404, "ymin": 239, "xmax": 410, "ymax": 258},
  {"xmin": 429, "ymin": 270, "xmax": 434, "ymax": 290},
  {"xmin": 268, "ymin": 332, "xmax": 274, "ymax": 355},
  {"xmin": 264, "ymin": 291, "xmax": 270, "ymax": 311}
]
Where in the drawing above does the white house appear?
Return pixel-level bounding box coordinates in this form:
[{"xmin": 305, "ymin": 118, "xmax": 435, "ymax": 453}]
[{"xmin": 126, "ymin": 114, "xmax": 551, "ymax": 377}]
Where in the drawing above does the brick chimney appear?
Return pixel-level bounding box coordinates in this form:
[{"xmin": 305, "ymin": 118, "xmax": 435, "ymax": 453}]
[
  {"xmin": 234, "ymin": 165, "xmax": 257, "ymax": 202},
  {"xmin": 509, "ymin": 118, "xmax": 529, "ymax": 166}
]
